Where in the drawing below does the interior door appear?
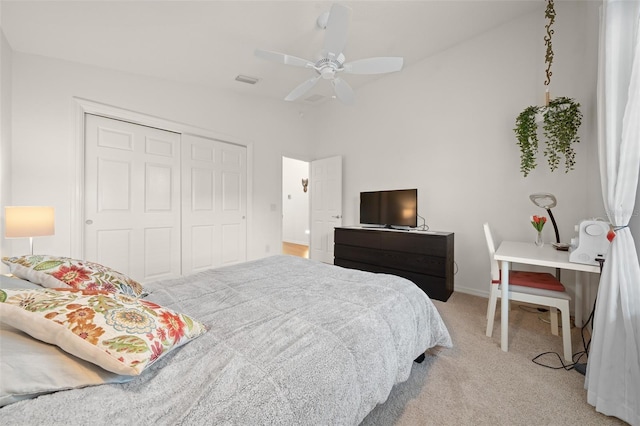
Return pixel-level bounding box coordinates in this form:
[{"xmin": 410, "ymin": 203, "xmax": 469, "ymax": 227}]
[
  {"xmin": 309, "ymin": 156, "xmax": 342, "ymax": 263},
  {"xmin": 181, "ymin": 134, "xmax": 247, "ymax": 274},
  {"xmin": 84, "ymin": 114, "xmax": 181, "ymax": 282}
]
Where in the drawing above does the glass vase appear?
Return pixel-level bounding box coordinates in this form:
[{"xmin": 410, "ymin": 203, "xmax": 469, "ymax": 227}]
[{"xmin": 535, "ymin": 230, "xmax": 544, "ymax": 247}]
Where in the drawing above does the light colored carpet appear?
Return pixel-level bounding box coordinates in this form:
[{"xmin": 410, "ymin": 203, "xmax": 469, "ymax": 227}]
[{"xmin": 361, "ymin": 292, "xmax": 627, "ymax": 425}]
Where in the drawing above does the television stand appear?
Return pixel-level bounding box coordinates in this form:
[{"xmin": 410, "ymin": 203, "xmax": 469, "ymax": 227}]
[{"xmin": 333, "ymin": 227, "xmax": 454, "ymax": 301}]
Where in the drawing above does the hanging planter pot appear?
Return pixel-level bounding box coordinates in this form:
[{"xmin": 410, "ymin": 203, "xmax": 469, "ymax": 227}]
[{"xmin": 514, "ymin": 97, "xmax": 583, "ymax": 177}]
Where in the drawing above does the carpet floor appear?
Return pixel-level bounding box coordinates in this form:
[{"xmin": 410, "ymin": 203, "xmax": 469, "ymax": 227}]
[{"xmin": 361, "ymin": 292, "xmax": 628, "ymax": 425}]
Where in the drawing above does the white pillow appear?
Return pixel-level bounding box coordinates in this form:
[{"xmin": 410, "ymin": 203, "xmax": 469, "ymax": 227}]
[
  {"xmin": 0, "ymin": 321, "xmax": 133, "ymax": 407},
  {"xmin": 0, "ymin": 274, "xmax": 40, "ymax": 290},
  {"xmin": 0, "ymin": 274, "xmax": 133, "ymax": 407}
]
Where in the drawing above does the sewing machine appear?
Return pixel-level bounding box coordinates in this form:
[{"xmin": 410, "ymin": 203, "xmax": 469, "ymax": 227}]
[{"xmin": 569, "ymin": 219, "xmax": 611, "ymax": 266}]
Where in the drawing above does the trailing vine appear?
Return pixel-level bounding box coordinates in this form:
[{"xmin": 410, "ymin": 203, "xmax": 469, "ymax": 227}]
[
  {"xmin": 514, "ymin": 105, "xmax": 541, "ymax": 177},
  {"xmin": 543, "ymin": 97, "xmax": 582, "ymax": 173}
]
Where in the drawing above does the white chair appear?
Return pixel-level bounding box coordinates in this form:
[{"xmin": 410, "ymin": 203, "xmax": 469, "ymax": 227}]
[{"xmin": 483, "ymin": 223, "xmax": 573, "ymax": 362}]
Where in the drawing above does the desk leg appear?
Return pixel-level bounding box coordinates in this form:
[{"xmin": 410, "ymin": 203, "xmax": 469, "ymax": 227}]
[
  {"xmin": 574, "ymin": 271, "xmax": 585, "ymax": 328},
  {"xmin": 501, "ymin": 260, "xmax": 510, "ymax": 352}
]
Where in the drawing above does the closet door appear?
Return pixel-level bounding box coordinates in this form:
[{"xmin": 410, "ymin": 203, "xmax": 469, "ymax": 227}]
[
  {"xmin": 181, "ymin": 134, "xmax": 247, "ymax": 274},
  {"xmin": 84, "ymin": 114, "xmax": 181, "ymax": 282}
]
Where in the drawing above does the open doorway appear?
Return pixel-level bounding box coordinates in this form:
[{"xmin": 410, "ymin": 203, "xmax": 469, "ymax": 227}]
[{"xmin": 282, "ymin": 156, "xmax": 310, "ymax": 258}]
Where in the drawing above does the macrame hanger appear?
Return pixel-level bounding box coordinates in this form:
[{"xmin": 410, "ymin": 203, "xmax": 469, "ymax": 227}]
[{"xmin": 543, "ymin": 0, "xmax": 555, "ymax": 106}]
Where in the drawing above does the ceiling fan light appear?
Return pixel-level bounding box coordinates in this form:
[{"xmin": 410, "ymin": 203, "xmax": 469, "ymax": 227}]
[{"xmin": 321, "ymin": 68, "xmax": 335, "ymax": 79}]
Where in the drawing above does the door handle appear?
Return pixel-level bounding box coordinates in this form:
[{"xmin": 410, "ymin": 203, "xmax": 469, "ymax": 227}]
[
  {"xmin": 85, "ymin": 220, "xmax": 93, "ymax": 225},
  {"xmin": 331, "ymin": 215, "xmax": 342, "ymax": 219}
]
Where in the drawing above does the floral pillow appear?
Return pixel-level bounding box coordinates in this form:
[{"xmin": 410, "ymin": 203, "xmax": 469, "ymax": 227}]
[
  {"xmin": 2, "ymin": 255, "xmax": 144, "ymax": 298},
  {"xmin": 0, "ymin": 288, "xmax": 207, "ymax": 376}
]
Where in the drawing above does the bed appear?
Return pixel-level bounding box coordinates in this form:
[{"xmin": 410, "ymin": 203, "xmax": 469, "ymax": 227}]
[{"xmin": 0, "ymin": 255, "xmax": 451, "ymax": 425}]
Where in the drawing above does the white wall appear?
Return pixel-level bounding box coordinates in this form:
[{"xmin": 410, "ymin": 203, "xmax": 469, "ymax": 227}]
[
  {"xmin": 0, "ymin": 21, "xmax": 12, "ymax": 262},
  {"xmin": 308, "ymin": 1, "xmax": 602, "ymax": 300},
  {"xmin": 6, "ymin": 1, "xmax": 637, "ymax": 307},
  {"xmin": 282, "ymin": 156, "xmax": 310, "ymax": 246},
  {"xmin": 8, "ymin": 52, "xmax": 311, "ymax": 262}
]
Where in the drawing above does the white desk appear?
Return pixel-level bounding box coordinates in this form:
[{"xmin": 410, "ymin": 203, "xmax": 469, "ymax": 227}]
[{"xmin": 494, "ymin": 241, "xmax": 601, "ymax": 353}]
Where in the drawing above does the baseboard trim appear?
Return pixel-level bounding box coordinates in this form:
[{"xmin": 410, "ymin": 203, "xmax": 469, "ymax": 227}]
[{"xmin": 453, "ymin": 286, "xmax": 489, "ymax": 298}]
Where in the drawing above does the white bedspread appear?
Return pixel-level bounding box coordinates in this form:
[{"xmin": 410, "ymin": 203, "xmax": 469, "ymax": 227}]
[{"xmin": 0, "ymin": 255, "xmax": 451, "ymax": 425}]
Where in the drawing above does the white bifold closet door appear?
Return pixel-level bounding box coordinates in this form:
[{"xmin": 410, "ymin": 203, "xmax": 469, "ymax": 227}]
[
  {"xmin": 181, "ymin": 133, "xmax": 246, "ymax": 275},
  {"xmin": 84, "ymin": 114, "xmax": 246, "ymax": 283}
]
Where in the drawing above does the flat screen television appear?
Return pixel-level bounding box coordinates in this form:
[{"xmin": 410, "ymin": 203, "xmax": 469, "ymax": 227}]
[{"xmin": 360, "ymin": 189, "xmax": 418, "ymax": 228}]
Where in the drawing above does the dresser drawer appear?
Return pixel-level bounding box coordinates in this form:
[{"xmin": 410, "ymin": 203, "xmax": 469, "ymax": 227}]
[
  {"xmin": 334, "ymin": 227, "xmax": 454, "ymax": 301},
  {"xmin": 335, "ymin": 228, "xmax": 381, "ymax": 248},
  {"xmin": 380, "ymin": 250, "xmax": 446, "ymax": 276},
  {"xmin": 380, "ymin": 231, "xmax": 449, "ymax": 256}
]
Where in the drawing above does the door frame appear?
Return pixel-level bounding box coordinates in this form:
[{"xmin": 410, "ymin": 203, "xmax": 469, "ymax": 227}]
[
  {"xmin": 281, "ymin": 155, "xmax": 311, "ymax": 252},
  {"xmin": 71, "ymin": 97, "xmax": 253, "ymax": 260}
]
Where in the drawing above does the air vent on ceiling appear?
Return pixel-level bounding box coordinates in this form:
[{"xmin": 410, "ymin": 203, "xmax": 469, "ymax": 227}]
[
  {"xmin": 304, "ymin": 94, "xmax": 325, "ymax": 103},
  {"xmin": 235, "ymin": 75, "xmax": 259, "ymax": 85}
]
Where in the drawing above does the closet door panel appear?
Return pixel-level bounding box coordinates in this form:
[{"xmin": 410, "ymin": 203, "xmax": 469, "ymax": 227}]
[
  {"xmin": 145, "ymin": 164, "xmax": 174, "ymax": 211},
  {"xmin": 221, "ymin": 223, "xmax": 241, "ymax": 264},
  {"xmin": 85, "ymin": 114, "xmax": 181, "ymax": 283},
  {"xmin": 96, "ymin": 228, "xmax": 132, "ymax": 276},
  {"xmin": 144, "ymin": 226, "xmax": 175, "ymax": 279},
  {"xmin": 192, "ymin": 168, "xmax": 215, "ymax": 211},
  {"xmin": 191, "ymin": 225, "xmax": 216, "ymax": 270},
  {"xmin": 182, "ymin": 134, "xmax": 246, "ymax": 275},
  {"xmin": 97, "ymin": 158, "xmax": 131, "ymax": 211}
]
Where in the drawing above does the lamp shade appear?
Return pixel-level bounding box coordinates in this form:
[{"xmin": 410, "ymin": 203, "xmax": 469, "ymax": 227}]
[
  {"xmin": 5, "ymin": 206, "xmax": 55, "ymax": 238},
  {"xmin": 529, "ymin": 193, "xmax": 557, "ymax": 209}
]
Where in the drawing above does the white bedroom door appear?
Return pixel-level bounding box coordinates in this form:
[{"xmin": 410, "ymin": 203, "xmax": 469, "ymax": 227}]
[
  {"xmin": 84, "ymin": 114, "xmax": 182, "ymax": 282},
  {"xmin": 181, "ymin": 134, "xmax": 247, "ymax": 275},
  {"xmin": 309, "ymin": 156, "xmax": 342, "ymax": 263}
]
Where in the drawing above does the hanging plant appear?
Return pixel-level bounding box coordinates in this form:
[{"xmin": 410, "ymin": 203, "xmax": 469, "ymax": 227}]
[
  {"xmin": 542, "ymin": 96, "xmax": 583, "ymax": 173},
  {"xmin": 514, "ymin": 105, "xmax": 541, "ymax": 177},
  {"xmin": 513, "ymin": 1, "xmax": 583, "ymax": 177},
  {"xmin": 513, "ymin": 98, "xmax": 582, "ymax": 177}
]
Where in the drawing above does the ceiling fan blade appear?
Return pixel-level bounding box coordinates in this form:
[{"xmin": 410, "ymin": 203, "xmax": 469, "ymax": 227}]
[
  {"xmin": 285, "ymin": 75, "xmax": 321, "ymax": 101},
  {"xmin": 331, "ymin": 77, "xmax": 355, "ymax": 105},
  {"xmin": 343, "ymin": 57, "xmax": 404, "ymax": 75},
  {"xmin": 323, "ymin": 4, "xmax": 351, "ymax": 57},
  {"xmin": 254, "ymin": 49, "xmax": 314, "ymax": 68}
]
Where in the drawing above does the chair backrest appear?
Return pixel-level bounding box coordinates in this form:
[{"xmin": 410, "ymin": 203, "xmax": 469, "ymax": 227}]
[{"xmin": 483, "ymin": 223, "xmax": 500, "ymax": 282}]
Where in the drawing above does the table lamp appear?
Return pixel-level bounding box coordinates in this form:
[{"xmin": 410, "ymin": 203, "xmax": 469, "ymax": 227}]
[
  {"xmin": 529, "ymin": 193, "xmax": 560, "ymax": 244},
  {"xmin": 5, "ymin": 206, "xmax": 55, "ymax": 255},
  {"xmin": 529, "ymin": 192, "xmax": 561, "ymax": 282}
]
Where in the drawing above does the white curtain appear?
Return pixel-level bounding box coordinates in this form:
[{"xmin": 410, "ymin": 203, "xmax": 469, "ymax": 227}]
[{"xmin": 587, "ymin": 1, "xmax": 640, "ymax": 425}]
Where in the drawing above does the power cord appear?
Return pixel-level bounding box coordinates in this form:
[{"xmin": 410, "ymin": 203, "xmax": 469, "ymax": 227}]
[
  {"xmin": 531, "ymin": 257, "xmax": 604, "ymax": 372},
  {"xmin": 416, "ymin": 214, "xmax": 429, "ymax": 231},
  {"xmin": 573, "ymin": 257, "xmax": 604, "ymax": 375},
  {"xmin": 532, "ymin": 350, "xmax": 588, "ymax": 371}
]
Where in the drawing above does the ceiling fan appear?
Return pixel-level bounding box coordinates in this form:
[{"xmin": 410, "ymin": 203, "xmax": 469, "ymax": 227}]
[{"xmin": 255, "ymin": 3, "xmax": 403, "ymax": 105}]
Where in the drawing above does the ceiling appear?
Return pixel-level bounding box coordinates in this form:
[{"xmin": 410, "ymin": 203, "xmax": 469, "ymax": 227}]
[{"xmin": 1, "ymin": 0, "xmax": 540, "ymax": 105}]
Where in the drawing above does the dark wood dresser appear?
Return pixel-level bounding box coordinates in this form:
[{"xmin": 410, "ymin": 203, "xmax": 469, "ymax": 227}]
[{"xmin": 333, "ymin": 227, "xmax": 454, "ymax": 301}]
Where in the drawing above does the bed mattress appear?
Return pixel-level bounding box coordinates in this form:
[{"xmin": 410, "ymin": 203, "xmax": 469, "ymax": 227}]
[{"xmin": 0, "ymin": 255, "xmax": 451, "ymax": 425}]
